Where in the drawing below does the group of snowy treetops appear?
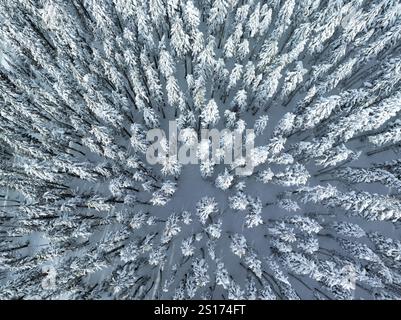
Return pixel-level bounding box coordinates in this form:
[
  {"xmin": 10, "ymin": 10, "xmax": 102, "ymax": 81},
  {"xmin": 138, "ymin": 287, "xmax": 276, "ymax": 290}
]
[{"xmin": 1, "ymin": 0, "xmax": 401, "ymax": 300}]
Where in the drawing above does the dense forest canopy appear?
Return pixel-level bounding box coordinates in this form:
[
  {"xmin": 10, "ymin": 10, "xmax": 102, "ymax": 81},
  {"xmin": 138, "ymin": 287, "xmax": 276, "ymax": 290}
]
[{"xmin": 1, "ymin": 0, "xmax": 401, "ymax": 300}]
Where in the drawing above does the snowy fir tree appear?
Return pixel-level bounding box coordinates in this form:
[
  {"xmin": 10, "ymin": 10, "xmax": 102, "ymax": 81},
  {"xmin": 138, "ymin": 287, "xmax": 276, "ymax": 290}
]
[{"xmin": 1, "ymin": 0, "xmax": 401, "ymax": 300}]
